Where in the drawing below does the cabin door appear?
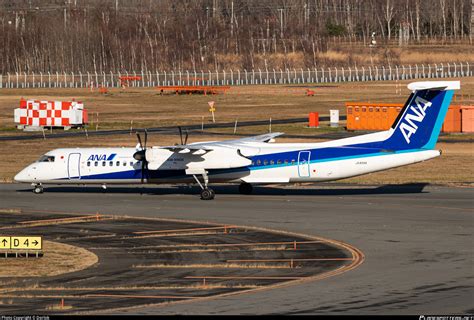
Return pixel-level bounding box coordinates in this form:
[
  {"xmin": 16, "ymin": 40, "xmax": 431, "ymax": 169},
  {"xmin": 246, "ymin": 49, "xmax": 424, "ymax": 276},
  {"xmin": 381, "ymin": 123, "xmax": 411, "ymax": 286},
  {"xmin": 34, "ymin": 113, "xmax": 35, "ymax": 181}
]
[
  {"xmin": 68, "ymin": 153, "xmax": 81, "ymax": 180},
  {"xmin": 297, "ymin": 151, "xmax": 311, "ymax": 177}
]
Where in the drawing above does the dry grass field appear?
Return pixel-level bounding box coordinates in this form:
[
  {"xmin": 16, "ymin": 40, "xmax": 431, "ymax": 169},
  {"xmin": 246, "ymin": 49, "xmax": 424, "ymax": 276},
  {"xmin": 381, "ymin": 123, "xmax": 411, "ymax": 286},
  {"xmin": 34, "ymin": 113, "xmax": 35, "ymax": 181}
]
[
  {"xmin": 0, "ymin": 79, "xmax": 473, "ymax": 185},
  {"xmin": 1, "ymin": 78, "xmax": 474, "ymax": 132},
  {"xmin": 0, "ymin": 240, "xmax": 98, "ymax": 278},
  {"xmin": 318, "ymin": 42, "xmax": 474, "ymax": 67}
]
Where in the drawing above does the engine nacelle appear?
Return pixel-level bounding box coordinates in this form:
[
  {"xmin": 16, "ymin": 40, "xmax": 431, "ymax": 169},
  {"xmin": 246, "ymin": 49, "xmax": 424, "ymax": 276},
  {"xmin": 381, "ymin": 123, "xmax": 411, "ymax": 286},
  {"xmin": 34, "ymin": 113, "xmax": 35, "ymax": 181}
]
[{"xmin": 146, "ymin": 146, "xmax": 252, "ymax": 170}]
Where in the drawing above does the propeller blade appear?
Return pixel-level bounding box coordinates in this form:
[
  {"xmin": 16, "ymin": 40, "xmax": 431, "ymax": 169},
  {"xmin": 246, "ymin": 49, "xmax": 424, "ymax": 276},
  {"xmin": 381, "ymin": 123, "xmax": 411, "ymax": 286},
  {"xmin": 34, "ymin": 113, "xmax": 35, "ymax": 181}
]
[
  {"xmin": 178, "ymin": 126, "xmax": 183, "ymax": 145},
  {"xmin": 141, "ymin": 159, "xmax": 145, "ymax": 184},
  {"xmin": 136, "ymin": 132, "xmax": 143, "ymax": 150},
  {"xmin": 144, "ymin": 160, "xmax": 149, "ymax": 183},
  {"xmin": 135, "ymin": 129, "xmax": 149, "ymax": 185},
  {"xmin": 144, "ymin": 129, "xmax": 148, "ymax": 149}
]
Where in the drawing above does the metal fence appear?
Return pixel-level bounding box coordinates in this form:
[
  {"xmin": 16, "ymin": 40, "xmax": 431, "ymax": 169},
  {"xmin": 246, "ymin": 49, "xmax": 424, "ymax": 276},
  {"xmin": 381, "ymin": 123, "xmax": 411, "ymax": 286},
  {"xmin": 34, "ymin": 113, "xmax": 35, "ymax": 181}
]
[{"xmin": 1, "ymin": 62, "xmax": 472, "ymax": 89}]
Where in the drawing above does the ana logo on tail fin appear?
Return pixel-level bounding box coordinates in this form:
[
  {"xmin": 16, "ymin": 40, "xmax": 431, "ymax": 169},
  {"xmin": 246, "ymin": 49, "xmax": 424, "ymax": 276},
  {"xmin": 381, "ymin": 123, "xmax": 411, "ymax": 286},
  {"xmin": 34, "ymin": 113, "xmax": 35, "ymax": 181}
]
[
  {"xmin": 381, "ymin": 81, "xmax": 459, "ymax": 151},
  {"xmin": 399, "ymin": 96, "xmax": 432, "ymax": 144}
]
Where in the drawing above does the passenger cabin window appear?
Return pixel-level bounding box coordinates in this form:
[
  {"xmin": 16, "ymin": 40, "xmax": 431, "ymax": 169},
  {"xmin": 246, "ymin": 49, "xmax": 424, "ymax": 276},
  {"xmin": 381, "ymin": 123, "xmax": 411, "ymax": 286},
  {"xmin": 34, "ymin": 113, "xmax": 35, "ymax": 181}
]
[
  {"xmin": 38, "ymin": 155, "xmax": 55, "ymax": 162},
  {"xmin": 116, "ymin": 161, "xmax": 120, "ymax": 166},
  {"xmin": 94, "ymin": 161, "xmax": 98, "ymax": 167},
  {"xmin": 109, "ymin": 161, "xmax": 113, "ymax": 166},
  {"xmin": 87, "ymin": 161, "xmax": 91, "ymax": 167},
  {"xmin": 102, "ymin": 161, "xmax": 106, "ymax": 166},
  {"xmin": 130, "ymin": 162, "xmax": 134, "ymax": 166}
]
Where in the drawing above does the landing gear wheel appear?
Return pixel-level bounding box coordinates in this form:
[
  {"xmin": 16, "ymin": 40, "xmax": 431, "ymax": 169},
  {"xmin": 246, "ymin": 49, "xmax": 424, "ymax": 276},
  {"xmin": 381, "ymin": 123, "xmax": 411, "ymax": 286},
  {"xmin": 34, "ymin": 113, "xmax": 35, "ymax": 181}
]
[
  {"xmin": 200, "ymin": 188, "xmax": 215, "ymax": 200},
  {"xmin": 239, "ymin": 182, "xmax": 253, "ymax": 195},
  {"xmin": 33, "ymin": 185, "xmax": 43, "ymax": 194}
]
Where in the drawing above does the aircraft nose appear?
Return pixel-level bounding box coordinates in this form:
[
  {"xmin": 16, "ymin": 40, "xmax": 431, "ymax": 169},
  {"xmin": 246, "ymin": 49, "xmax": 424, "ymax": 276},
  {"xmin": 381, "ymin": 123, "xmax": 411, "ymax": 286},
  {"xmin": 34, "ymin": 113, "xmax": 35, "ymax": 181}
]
[{"xmin": 14, "ymin": 167, "xmax": 30, "ymax": 183}]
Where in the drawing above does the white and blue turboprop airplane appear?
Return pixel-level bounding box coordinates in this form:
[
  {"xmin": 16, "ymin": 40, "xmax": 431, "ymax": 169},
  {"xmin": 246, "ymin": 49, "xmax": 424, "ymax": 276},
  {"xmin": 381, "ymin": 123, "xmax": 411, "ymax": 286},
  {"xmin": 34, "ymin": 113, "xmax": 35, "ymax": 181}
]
[{"xmin": 15, "ymin": 81, "xmax": 459, "ymax": 200}]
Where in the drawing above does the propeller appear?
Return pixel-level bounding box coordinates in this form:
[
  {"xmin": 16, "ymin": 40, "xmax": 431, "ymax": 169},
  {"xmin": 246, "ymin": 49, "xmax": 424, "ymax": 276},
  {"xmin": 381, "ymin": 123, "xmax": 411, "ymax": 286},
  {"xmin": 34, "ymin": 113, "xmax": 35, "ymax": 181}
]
[
  {"xmin": 178, "ymin": 126, "xmax": 183, "ymax": 145},
  {"xmin": 178, "ymin": 126, "xmax": 189, "ymax": 145},
  {"xmin": 133, "ymin": 129, "xmax": 148, "ymax": 184}
]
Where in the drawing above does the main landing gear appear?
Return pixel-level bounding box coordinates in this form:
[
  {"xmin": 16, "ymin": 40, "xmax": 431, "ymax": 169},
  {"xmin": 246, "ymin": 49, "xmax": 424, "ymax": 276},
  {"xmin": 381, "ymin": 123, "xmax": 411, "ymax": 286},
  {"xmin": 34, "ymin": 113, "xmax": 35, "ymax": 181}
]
[
  {"xmin": 200, "ymin": 188, "xmax": 215, "ymax": 201},
  {"xmin": 32, "ymin": 183, "xmax": 43, "ymax": 194},
  {"xmin": 238, "ymin": 182, "xmax": 253, "ymax": 195},
  {"xmin": 192, "ymin": 171, "xmax": 215, "ymax": 200}
]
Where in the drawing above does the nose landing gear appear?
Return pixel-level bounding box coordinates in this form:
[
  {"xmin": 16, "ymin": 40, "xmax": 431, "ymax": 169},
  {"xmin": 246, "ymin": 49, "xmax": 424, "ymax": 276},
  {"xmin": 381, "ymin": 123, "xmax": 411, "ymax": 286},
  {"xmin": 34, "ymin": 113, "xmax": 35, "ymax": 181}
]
[{"xmin": 32, "ymin": 183, "xmax": 43, "ymax": 194}]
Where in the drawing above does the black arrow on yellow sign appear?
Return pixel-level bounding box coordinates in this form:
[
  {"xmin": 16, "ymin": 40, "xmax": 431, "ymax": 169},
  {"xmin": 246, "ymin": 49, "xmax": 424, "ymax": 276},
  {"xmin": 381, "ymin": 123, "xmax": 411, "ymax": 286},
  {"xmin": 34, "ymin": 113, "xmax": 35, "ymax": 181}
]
[
  {"xmin": 1, "ymin": 239, "xmax": 7, "ymax": 246},
  {"xmin": 7, "ymin": 236, "xmax": 42, "ymax": 250}
]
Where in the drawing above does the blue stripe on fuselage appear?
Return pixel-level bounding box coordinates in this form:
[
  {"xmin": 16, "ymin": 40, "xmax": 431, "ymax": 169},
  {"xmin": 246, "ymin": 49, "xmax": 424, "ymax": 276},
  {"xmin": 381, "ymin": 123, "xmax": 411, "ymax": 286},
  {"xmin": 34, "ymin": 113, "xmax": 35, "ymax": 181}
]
[
  {"xmin": 66, "ymin": 147, "xmax": 425, "ymax": 181},
  {"xmin": 218, "ymin": 148, "xmax": 422, "ymax": 174},
  {"xmin": 248, "ymin": 146, "xmax": 383, "ymax": 170},
  {"xmin": 75, "ymin": 169, "xmax": 188, "ymax": 180}
]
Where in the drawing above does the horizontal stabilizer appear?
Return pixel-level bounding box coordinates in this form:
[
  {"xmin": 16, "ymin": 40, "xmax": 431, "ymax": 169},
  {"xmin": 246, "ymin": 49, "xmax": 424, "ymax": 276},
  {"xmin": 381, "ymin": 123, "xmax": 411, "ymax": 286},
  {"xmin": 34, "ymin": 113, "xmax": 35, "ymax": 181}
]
[{"xmin": 407, "ymin": 81, "xmax": 460, "ymax": 91}]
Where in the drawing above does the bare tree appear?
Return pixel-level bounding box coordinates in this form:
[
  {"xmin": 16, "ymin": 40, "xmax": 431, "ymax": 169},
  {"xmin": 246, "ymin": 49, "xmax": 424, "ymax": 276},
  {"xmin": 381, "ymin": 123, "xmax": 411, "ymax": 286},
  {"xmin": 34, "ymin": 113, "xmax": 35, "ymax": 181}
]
[
  {"xmin": 415, "ymin": 0, "xmax": 421, "ymax": 41},
  {"xmin": 439, "ymin": 0, "xmax": 447, "ymax": 39},
  {"xmin": 0, "ymin": 0, "xmax": 472, "ymax": 74},
  {"xmin": 382, "ymin": 0, "xmax": 396, "ymax": 40},
  {"xmin": 470, "ymin": 0, "xmax": 474, "ymax": 43}
]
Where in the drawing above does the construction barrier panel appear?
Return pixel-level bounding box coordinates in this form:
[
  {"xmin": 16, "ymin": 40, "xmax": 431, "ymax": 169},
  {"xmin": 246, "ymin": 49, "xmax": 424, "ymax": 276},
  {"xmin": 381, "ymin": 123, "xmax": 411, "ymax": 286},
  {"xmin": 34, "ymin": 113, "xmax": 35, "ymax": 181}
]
[
  {"xmin": 346, "ymin": 103, "xmax": 401, "ymax": 131},
  {"xmin": 308, "ymin": 112, "xmax": 319, "ymax": 127},
  {"xmin": 442, "ymin": 105, "xmax": 462, "ymax": 133},
  {"xmin": 461, "ymin": 106, "xmax": 474, "ymax": 133},
  {"xmin": 346, "ymin": 102, "xmax": 472, "ymax": 133}
]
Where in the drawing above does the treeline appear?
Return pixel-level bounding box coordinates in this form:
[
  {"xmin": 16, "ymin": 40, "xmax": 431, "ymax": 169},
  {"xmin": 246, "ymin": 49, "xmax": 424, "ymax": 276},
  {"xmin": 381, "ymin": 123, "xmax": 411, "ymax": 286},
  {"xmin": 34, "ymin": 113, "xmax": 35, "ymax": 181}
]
[{"xmin": 0, "ymin": 0, "xmax": 472, "ymax": 73}]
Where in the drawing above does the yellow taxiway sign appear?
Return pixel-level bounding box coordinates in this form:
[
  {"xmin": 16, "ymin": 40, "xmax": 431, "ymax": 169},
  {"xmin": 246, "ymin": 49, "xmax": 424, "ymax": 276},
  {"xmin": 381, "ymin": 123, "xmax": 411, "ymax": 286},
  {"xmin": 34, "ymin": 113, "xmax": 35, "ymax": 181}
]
[{"xmin": 0, "ymin": 236, "xmax": 42, "ymax": 250}]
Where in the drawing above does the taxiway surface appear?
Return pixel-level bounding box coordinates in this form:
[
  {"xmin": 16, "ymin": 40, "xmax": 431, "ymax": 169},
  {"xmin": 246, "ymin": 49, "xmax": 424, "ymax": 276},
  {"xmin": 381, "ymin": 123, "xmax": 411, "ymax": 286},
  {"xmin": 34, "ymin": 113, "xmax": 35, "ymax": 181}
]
[{"xmin": 0, "ymin": 183, "xmax": 472, "ymax": 314}]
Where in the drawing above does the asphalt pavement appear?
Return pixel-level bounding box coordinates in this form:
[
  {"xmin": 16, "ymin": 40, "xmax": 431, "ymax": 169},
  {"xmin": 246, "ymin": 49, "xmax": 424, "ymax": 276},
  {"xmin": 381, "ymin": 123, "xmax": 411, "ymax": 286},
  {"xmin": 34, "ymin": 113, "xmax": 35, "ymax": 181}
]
[{"xmin": 0, "ymin": 183, "xmax": 472, "ymax": 314}]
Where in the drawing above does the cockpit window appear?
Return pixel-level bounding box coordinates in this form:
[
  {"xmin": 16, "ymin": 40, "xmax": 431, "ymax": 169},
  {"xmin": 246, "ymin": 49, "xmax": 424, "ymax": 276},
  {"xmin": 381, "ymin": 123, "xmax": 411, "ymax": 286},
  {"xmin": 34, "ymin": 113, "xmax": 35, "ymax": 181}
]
[{"xmin": 38, "ymin": 155, "xmax": 55, "ymax": 162}]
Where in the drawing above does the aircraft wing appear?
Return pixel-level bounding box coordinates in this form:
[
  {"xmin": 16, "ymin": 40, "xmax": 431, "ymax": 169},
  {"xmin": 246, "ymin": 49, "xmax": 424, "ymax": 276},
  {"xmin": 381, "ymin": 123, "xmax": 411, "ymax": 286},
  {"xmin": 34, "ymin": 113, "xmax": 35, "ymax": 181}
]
[
  {"xmin": 225, "ymin": 132, "xmax": 284, "ymax": 144},
  {"xmin": 159, "ymin": 145, "xmax": 214, "ymax": 154},
  {"xmin": 158, "ymin": 132, "xmax": 284, "ymax": 153}
]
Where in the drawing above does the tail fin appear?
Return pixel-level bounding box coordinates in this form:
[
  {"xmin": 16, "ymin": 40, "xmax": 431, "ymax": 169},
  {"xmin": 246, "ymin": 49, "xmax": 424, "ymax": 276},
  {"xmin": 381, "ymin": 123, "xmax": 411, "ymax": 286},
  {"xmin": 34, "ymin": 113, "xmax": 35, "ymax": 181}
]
[{"xmin": 382, "ymin": 81, "xmax": 460, "ymax": 150}]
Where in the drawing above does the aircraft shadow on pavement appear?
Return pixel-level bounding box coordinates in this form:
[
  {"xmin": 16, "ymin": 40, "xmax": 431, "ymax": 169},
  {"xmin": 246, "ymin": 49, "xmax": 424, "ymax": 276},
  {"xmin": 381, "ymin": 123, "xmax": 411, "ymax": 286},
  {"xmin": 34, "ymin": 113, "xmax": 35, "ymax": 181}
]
[{"xmin": 17, "ymin": 183, "xmax": 429, "ymax": 196}]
